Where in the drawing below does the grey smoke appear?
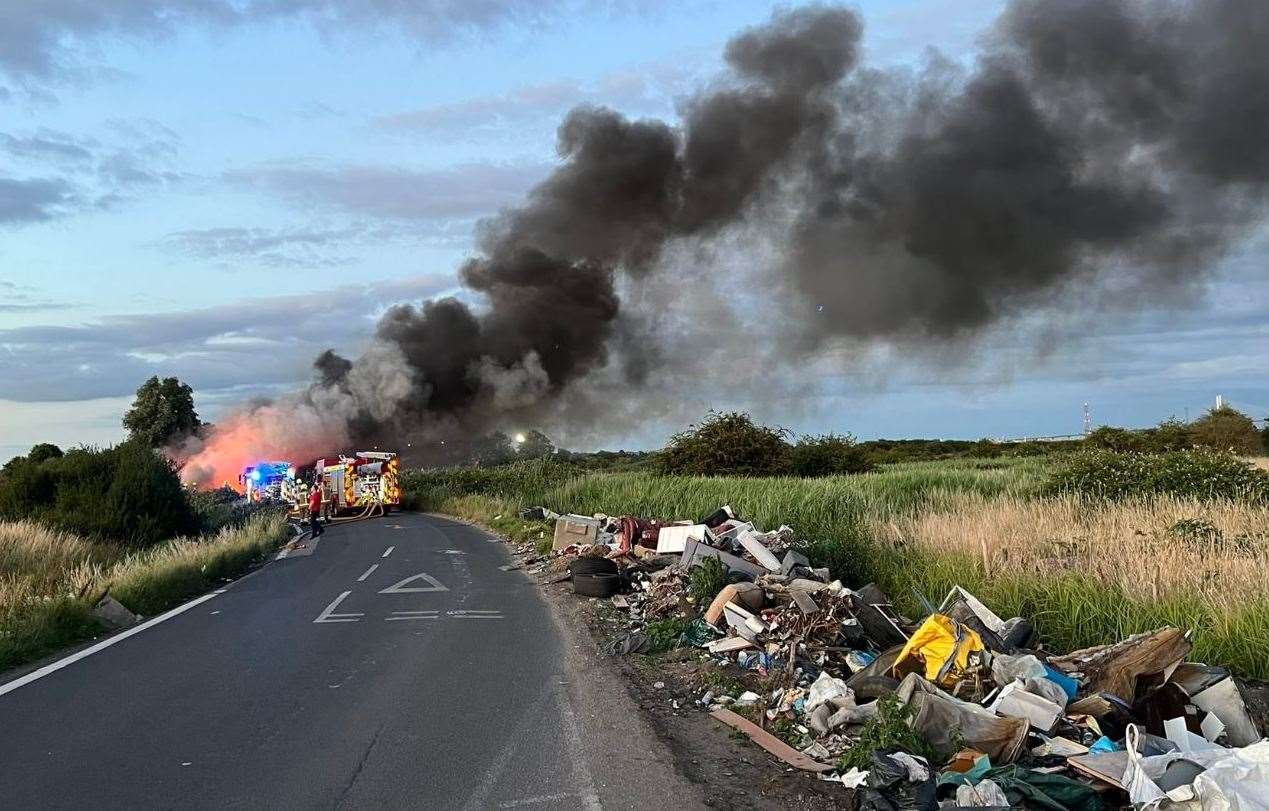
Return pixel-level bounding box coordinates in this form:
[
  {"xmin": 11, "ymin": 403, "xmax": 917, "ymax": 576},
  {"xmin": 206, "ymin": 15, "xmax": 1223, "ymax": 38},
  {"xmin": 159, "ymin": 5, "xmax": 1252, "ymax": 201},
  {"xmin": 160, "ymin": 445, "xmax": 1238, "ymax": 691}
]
[{"xmin": 219, "ymin": 1, "xmax": 1269, "ymax": 461}]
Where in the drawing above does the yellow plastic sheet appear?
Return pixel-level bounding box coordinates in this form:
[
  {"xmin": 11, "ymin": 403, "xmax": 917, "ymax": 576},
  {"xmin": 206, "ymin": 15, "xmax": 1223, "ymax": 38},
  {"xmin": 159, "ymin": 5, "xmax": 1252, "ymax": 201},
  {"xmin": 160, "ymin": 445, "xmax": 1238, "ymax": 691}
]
[{"xmin": 894, "ymin": 614, "xmax": 984, "ymax": 687}]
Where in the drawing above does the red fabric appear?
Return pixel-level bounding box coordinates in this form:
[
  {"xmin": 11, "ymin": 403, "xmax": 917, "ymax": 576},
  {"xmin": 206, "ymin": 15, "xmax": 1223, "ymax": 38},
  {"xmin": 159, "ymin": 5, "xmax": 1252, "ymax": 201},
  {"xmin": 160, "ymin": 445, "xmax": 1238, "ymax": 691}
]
[{"xmin": 308, "ymin": 487, "xmax": 323, "ymax": 513}]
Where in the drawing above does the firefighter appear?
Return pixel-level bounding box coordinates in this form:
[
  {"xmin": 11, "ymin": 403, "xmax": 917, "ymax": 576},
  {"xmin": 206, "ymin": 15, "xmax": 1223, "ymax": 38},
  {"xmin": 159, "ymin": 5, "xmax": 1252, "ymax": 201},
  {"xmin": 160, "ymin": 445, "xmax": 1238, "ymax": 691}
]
[{"xmin": 307, "ymin": 482, "xmax": 325, "ymax": 538}]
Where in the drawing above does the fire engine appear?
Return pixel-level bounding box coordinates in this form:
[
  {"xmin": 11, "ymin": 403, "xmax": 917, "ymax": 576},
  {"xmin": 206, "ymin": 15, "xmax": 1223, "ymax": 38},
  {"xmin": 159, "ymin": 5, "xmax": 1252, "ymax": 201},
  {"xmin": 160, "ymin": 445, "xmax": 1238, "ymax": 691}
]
[
  {"xmin": 240, "ymin": 460, "xmax": 295, "ymax": 503},
  {"xmin": 311, "ymin": 451, "xmax": 401, "ymax": 515}
]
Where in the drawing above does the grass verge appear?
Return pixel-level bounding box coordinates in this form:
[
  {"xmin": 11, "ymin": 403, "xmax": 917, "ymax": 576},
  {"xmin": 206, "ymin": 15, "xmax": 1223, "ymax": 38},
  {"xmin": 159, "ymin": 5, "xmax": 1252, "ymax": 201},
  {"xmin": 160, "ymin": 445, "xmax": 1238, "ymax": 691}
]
[
  {"xmin": 0, "ymin": 512, "xmax": 290, "ymax": 672},
  {"xmin": 407, "ymin": 457, "xmax": 1269, "ymax": 679}
]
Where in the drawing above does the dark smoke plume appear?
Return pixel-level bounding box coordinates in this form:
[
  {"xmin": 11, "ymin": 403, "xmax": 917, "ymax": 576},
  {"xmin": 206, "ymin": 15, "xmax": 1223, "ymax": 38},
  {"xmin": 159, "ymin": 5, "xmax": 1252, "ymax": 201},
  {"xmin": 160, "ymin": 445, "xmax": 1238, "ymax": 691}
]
[{"xmin": 182, "ymin": 1, "xmax": 1269, "ymax": 477}]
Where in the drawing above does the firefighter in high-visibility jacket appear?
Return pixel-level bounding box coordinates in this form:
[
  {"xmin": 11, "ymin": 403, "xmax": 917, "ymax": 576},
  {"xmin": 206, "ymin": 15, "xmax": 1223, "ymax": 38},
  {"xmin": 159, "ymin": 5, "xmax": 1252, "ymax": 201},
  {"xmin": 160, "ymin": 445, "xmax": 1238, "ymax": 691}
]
[{"xmin": 307, "ymin": 485, "xmax": 325, "ymax": 538}]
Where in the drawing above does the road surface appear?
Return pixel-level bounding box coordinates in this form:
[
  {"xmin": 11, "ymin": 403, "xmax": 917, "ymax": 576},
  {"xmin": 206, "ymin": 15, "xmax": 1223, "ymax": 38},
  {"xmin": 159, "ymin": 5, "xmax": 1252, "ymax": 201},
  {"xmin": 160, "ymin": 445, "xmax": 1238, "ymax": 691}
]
[{"xmin": 0, "ymin": 513, "xmax": 684, "ymax": 809}]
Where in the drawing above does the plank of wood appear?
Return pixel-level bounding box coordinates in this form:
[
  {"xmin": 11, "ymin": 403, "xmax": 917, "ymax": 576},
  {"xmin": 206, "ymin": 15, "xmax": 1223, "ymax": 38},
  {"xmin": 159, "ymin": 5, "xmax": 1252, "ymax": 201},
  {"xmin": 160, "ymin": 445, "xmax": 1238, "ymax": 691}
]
[
  {"xmin": 1066, "ymin": 752, "xmax": 1129, "ymax": 790},
  {"xmin": 710, "ymin": 708, "xmax": 835, "ymax": 773}
]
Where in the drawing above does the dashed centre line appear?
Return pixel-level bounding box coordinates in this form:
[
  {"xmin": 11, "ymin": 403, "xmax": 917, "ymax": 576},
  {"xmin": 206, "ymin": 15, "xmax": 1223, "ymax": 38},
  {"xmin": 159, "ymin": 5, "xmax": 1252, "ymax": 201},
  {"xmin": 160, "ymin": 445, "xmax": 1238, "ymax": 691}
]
[
  {"xmin": 381, "ymin": 546, "xmax": 395, "ymax": 558},
  {"xmin": 356, "ymin": 564, "xmax": 379, "ymax": 582}
]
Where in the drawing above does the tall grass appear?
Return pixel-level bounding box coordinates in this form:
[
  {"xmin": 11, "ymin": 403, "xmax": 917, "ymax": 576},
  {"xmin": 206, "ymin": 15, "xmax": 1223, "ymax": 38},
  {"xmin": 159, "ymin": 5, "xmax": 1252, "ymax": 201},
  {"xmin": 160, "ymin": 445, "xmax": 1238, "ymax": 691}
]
[
  {"xmin": 0, "ymin": 513, "xmax": 289, "ymax": 671},
  {"xmin": 406, "ymin": 455, "xmax": 1269, "ymax": 678},
  {"xmin": 870, "ymin": 494, "xmax": 1269, "ymax": 676}
]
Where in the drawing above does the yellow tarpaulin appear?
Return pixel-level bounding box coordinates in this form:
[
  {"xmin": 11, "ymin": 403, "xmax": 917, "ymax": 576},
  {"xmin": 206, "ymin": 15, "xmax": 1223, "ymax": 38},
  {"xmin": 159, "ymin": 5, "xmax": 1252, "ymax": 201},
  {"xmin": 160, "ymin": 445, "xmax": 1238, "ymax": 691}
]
[{"xmin": 894, "ymin": 614, "xmax": 984, "ymax": 687}]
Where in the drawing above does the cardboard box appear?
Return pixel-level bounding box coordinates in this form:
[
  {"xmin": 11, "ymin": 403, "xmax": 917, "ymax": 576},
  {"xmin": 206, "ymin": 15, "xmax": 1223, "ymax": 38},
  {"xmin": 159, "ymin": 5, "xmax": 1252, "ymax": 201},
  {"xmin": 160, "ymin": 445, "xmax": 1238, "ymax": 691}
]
[{"xmin": 552, "ymin": 515, "xmax": 601, "ymax": 552}]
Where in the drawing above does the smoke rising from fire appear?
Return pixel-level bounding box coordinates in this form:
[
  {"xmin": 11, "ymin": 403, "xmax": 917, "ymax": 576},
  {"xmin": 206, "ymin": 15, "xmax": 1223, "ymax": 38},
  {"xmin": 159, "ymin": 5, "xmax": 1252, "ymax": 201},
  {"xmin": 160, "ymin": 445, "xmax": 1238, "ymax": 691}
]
[{"xmin": 180, "ymin": 0, "xmax": 1269, "ymax": 483}]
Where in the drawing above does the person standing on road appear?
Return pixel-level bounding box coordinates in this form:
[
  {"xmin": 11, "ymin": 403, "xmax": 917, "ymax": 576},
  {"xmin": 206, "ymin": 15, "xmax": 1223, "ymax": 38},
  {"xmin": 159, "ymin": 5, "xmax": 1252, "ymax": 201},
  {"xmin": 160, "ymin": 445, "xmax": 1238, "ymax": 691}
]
[{"xmin": 308, "ymin": 483, "xmax": 325, "ymax": 538}]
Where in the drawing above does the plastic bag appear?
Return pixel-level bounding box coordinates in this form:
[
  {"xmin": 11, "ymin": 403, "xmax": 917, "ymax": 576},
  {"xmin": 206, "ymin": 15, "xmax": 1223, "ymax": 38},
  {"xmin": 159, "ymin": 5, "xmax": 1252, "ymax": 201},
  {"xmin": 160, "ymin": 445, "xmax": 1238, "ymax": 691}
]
[{"xmin": 858, "ymin": 752, "xmax": 937, "ymax": 811}]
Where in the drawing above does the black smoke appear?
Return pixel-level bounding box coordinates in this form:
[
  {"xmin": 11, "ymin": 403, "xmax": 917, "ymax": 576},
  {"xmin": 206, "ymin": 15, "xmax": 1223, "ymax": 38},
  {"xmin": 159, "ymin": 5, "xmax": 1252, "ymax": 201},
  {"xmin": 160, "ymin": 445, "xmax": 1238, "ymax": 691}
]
[{"xmin": 310, "ymin": 0, "xmax": 1268, "ymax": 456}]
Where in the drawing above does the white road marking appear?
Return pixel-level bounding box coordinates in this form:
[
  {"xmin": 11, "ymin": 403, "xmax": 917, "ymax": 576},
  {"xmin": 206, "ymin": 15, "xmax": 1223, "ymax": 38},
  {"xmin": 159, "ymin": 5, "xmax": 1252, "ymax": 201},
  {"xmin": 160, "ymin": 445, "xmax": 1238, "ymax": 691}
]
[
  {"xmin": 381, "ymin": 546, "xmax": 395, "ymax": 558},
  {"xmin": 448, "ymin": 610, "xmax": 503, "ymax": 620},
  {"xmin": 441, "ymin": 549, "xmax": 466, "ymax": 555},
  {"xmin": 0, "ymin": 589, "xmax": 225, "ymax": 699},
  {"xmin": 356, "ymin": 564, "xmax": 379, "ymax": 582},
  {"xmin": 499, "ymin": 793, "xmax": 575, "ymax": 808},
  {"xmin": 386, "ymin": 610, "xmax": 440, "ymax": 622},
  {"xmin": 313, "ymin": 591, "xmax": 364, "ymax": 624},
  {"xmin": 379, "ymin": 572, "xmax": 449, "ymax": 594}
]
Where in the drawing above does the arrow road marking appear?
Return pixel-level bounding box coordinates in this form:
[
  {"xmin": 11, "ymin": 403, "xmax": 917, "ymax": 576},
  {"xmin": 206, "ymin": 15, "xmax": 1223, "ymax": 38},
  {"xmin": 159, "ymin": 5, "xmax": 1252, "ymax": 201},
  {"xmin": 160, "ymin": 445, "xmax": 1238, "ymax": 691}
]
[
  {"xmin": 379, "ymin": 572, "xmax": 449, "ymax": 594},
  {"xmin": 313, "ymin": 591, "xmax": 363, "ymax": 624}
]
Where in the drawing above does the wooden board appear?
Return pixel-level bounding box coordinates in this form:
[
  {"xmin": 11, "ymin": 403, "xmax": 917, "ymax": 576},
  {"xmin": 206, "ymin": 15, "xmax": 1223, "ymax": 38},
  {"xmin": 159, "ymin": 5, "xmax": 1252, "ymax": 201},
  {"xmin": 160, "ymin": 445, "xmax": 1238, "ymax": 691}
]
[
  {"xmin": 1066, "ymin": 752, "xmax": 1129, "ymax": 790},
  {"xmin": 710, "ymin": 708, "xmax": 835, "ymax": 773}
]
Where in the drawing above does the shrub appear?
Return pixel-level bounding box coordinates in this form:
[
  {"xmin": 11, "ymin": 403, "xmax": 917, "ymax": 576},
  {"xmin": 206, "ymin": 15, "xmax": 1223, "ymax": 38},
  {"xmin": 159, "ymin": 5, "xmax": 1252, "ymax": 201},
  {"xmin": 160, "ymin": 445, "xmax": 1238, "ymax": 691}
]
[
  {"xmin": 839, "ymin": 695, "xmax": 934, "ymax": 771},
  {"xmin": 0, "ymin": 441, "xmax": 198, "ymax": 547},
  {"xmin": 791, "ymin": 433, "xmax": 874, "ymax": 477},
  {"xmin": 643, "ymin": 616, "xmax": 690, "ymax": 654},
  {"xmin": 1142, "ymin": 418, "xmax": 1192, "ymax": 453},
  {"xmin": 400, "ymin": 457, "xmax": 581, "ymax": 508},
  {"xmin": 656, "ymin": 412, "xmax": 792, "ymax": 477},
  {"xmin": 189, "ymin": 486, "xmax": 271, "ymax": 533},
  {"xmin": 1189, "ymin": 406, "xmax": 1263, "ymax": 455},
  {"xmin": 1086, "ymin": 425, "xmax": 1143, "ymax": 452},
  {"xmin": 689, "ymin": 557, "xmax": 728, "ymax": 605},
  {"xmin": 1046, "ymin": 448, "xmax": 1269, "ymax": 502}
]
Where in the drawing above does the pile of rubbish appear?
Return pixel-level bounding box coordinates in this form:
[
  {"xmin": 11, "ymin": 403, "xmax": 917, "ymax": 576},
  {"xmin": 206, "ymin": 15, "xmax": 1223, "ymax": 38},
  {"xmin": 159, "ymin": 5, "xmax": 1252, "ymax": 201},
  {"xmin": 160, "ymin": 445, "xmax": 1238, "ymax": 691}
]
[{"xmin": 525, "ymin": 504, "xmax": 1269, "ymax": 809}]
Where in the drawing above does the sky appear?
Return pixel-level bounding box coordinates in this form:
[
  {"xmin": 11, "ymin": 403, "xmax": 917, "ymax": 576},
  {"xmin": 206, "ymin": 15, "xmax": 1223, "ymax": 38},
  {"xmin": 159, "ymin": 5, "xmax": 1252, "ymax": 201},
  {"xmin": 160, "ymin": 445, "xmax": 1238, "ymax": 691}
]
[{"xmin": 1, "ymin": 0, "xmax": 1266, "ymax": 462}]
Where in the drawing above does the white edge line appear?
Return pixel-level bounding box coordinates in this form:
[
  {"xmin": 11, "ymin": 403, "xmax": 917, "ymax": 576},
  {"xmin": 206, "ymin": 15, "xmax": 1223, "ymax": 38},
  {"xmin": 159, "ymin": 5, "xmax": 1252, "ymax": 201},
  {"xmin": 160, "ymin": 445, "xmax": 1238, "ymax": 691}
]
[
  {"xmin": 381, "ymin": 546, "xmax": 395, "ymax": 558},
  {"xmin": 0, "ymin": 589, "xmax": 225, "ymax": 699},
  {"xmin": 356, "ymin": 563, "xmax": 379, "ymax": 582}
]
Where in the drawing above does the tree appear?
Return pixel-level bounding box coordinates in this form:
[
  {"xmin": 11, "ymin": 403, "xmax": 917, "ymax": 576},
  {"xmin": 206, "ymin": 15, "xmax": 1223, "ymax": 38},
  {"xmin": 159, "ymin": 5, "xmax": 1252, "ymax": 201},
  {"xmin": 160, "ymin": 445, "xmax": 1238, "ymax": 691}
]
[
  {"xmin": 1189, "ymin": 406, "xmax": 1263, "ymax": 455},
  {"xmin": 790, "ymin": 434, "xmax": 874, "ymax": 476},
  {"xmin": 517, "ymin": 430, "xmax": 555, "ymax": 459},
  {"xmin": 473, "ymin": 432, "xmax": 515, "ymax": 467},
  {"xmin": 27, "ymin": 443, "xmax": 63, "ymax": 464},
  {"xmin": 123, "ymin": 376, "xmax": 201, "ymax": 448}
]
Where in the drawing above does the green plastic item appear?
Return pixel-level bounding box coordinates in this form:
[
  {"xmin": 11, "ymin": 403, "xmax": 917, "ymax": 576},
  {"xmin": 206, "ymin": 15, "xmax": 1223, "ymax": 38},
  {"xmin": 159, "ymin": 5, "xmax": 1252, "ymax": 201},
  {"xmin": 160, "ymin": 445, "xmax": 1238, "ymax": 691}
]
[
  {"xmin": 982, "ymin": 764, "xmax": 1103, "ymax": 811},
  {"xmin": 937, "ymin": 754, "xmax": 992, "ymax": 787},
  {"xmin": 679, "ymin": 618, "xmax": 717, "ymax": 648}
]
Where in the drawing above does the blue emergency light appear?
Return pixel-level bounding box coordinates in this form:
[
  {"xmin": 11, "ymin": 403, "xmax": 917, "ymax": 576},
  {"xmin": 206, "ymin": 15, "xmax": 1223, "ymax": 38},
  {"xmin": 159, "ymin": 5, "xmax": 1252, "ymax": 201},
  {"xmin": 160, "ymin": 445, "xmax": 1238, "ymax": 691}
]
[{"xmin": 250, "ymin": 470, "xmax": 262, "ymax": 481}]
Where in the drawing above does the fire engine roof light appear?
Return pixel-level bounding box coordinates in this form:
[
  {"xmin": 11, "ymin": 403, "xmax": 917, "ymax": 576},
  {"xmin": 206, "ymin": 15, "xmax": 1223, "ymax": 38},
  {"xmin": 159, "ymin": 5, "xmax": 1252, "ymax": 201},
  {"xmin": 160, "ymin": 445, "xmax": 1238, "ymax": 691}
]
[{"xmin": 251, "ymin": 470, "xmax": 262, "ymax": 481}]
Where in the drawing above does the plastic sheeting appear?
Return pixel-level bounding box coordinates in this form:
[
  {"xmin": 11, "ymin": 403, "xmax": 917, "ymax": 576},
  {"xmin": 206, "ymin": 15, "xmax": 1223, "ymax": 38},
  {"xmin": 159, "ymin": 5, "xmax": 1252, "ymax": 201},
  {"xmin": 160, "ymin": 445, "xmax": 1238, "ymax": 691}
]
[
  {"xmin": 1124, "ymin": 723, "xmax": 1269, "ymax": 809},
  {"xmin": 893, "ymin": 614, "xmax": 984, "ymax": 687},
  {"xmin": 896, "ymin": 673, "xmax": 1028, "ymax": 763}
]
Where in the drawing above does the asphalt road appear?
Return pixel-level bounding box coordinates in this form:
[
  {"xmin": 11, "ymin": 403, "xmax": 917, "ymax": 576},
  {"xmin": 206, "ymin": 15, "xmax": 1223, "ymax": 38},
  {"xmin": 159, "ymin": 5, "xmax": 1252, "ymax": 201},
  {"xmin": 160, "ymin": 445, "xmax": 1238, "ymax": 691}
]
[{"xmin": 0, "ymin": 513, "xmax": 616, "ymax": 810}]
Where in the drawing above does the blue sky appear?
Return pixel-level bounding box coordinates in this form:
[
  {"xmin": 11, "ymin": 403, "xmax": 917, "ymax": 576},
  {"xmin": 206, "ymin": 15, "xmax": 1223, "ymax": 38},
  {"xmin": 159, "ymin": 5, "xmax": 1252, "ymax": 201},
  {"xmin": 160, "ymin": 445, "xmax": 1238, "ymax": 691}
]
[{"xmin": 1, "ymin": 0, "xmax": 1265, "ymax": 461}]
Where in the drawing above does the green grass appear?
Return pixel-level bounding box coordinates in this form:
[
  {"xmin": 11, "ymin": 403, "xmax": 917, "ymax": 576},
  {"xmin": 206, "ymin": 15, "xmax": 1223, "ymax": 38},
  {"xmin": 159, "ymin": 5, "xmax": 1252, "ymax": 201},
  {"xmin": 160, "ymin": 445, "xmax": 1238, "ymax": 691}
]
[
  {"xmin": 406, "ymin": 454, "xmax": 1269, "ymax": 678},
  {"xmin": 0, "ymin": 512, "xmax": 290, "ymax": 672}
]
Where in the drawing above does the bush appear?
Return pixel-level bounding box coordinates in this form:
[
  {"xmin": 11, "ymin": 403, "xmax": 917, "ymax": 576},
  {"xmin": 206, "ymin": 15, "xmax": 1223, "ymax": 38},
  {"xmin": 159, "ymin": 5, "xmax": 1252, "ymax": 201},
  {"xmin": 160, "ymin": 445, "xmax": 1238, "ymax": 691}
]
[
  {"xmin": 400, "ymin": 457, "xmax": 581, "ymax": 509},
  {"xmin": 688, "ymin": 557, "xmax": 728, "ymax": 605},
  {"xmin": 1189, "ymin": 406, "xmax": 1263, "ymax": 455},
  {"xmin": 790, "ymin": 434, "xmax": 874, "ymax": 477},
  {"xmin": 0, "ymin": 441, "xmax": 198, "ymax": 547},
  {"xmin": 189, "ymin": 486, "xmax": 271, "ymax": 533},
  {"xmin": 656, "ymin": 412, "xmax": 792, "ymax": 477},
  {"xmin": 1142, "ymin": 418, "xmax": 1192, "ymax": 453},
  {"xmin": 1086, "ymin": 425, "xmax": 1143, "ymax": 452},
  {"xmin": 1047, "ymin": 448, "xmax": 1269, "ymax": 502}
]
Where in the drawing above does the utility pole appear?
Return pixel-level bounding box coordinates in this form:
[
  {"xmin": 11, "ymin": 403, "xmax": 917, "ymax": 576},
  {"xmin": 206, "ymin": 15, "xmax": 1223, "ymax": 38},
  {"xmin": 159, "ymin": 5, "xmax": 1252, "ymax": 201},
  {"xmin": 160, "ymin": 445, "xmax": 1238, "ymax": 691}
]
[{"xmin": 1082, "ymin": 403, "xmax": 1092, "ymax": 436}]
